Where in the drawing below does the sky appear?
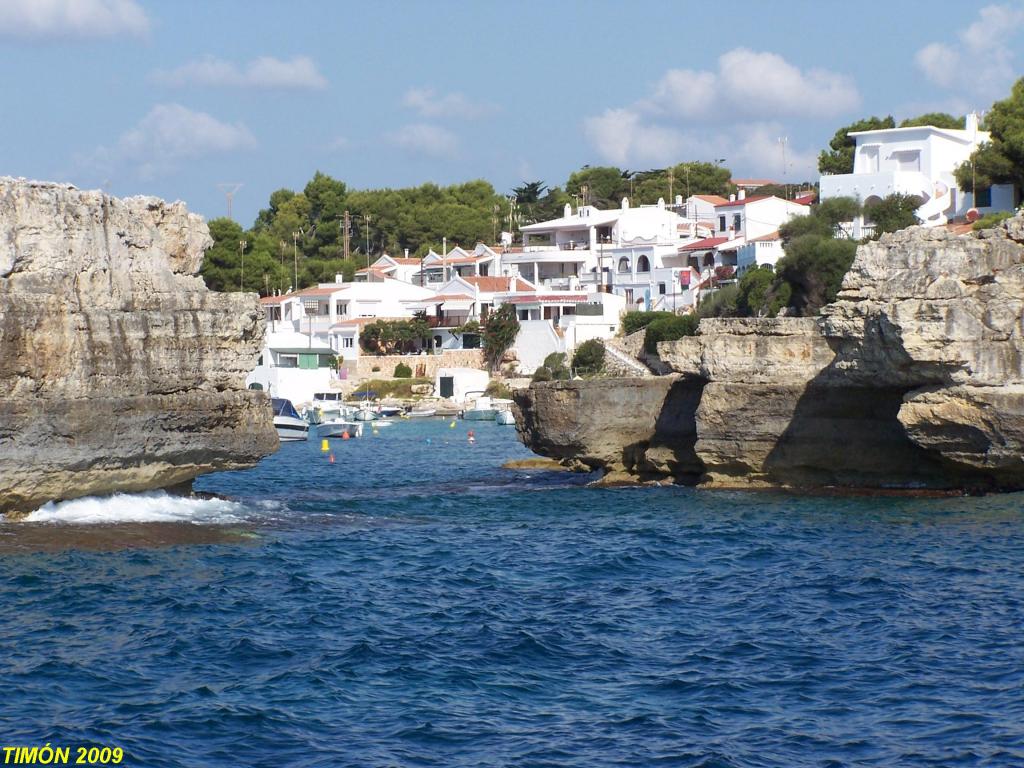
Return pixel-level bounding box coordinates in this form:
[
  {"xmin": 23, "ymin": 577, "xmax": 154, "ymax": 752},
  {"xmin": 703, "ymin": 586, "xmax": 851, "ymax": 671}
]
[{"xmin": 1, "ymin": 0, "xmax": 1022, "ymax": 226}]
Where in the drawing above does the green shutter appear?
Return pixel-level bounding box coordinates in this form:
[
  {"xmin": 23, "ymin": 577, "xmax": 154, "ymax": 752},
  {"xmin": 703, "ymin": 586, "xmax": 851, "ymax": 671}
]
[{"xmin": 298, "ymin": 353, "xmax": 319, "ymax": 369}]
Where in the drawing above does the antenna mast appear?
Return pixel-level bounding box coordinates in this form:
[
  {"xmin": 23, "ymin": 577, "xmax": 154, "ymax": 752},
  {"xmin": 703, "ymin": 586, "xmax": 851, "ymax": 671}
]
[{"xmin": 217, "ymin": 183, "xmax": 243, "ymax": 220}]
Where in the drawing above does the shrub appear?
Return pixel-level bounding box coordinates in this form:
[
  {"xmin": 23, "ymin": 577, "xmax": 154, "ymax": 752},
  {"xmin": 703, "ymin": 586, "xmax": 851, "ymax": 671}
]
[
  {"xmin": 485, "ymin": 380, "xmax": 513, "ymax": 399},
  {"xmin": 394, "ymin": 362, "xmax": 412, "ymax": 378},
  {"xmin": 371, "ymin": 365, "xmax": 380, "ymax": 373},
  {"xmin": 353, "ymin": 378, "xmax": 431, "ymax": 399},
  {"xmin": 622, "ymin": 311, "xmax": 673, "ymax": 336},
  {"xmin": 972, "ymin": 211, "xmax": 1014, "ymax": 231},
  {"xmin": 644, "ymin": 314, "xmax": 699, "ymax": 354},
  {"xmin": 532, "ymin": 352, "xmax": 570, "ymax": 383},
  {"xmin": 571, "ymin": 339, "xmax": 605, "ymax": 376}
]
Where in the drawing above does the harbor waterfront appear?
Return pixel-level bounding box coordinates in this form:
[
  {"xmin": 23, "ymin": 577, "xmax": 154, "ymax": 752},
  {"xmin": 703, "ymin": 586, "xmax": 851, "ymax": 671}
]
[{"xmin": 1, "ymin": 421, "xmax": 1022, "ymax": 767}]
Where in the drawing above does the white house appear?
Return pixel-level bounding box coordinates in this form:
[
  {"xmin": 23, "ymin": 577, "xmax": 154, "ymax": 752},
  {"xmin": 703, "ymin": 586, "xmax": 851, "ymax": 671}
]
[
  {"xmin": 248, "ymin": 279, "xmax": 437, "ymax": 403},
  {"xmin": 819, "ymin": 113, "xmax": 1017, "ymax": 230},
  {"xmin": 511, "ymin": 198, "xmax": 696, "ymax": 310}
]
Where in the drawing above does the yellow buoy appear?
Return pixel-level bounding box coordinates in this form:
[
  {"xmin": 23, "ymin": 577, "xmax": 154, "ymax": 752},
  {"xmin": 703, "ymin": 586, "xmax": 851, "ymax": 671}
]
[
  {"xmin": 320, "ymin": 438, "xmax": 329, "ymax": 452},
  {"xmin": 449, "ymin": 420, "xmax": 457, "ymax": 429}
]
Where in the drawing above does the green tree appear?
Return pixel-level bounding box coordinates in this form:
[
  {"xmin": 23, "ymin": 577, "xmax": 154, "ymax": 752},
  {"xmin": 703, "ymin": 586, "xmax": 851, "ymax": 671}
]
[
  {"xmin": 199, "ymin": 217, "xmax": 245, "ymax": 292},
  {"xmin": 954, "ymin": 77, "xmax": 1024, "ymax": 194},
  {"xmin": 571, "ymin": 339, "xmax": 605, "ymax": 376},
  {"xmin": 532, "ymin": 352, "xmax": 570, "ymax": 382},
  {"xmin": 774, "ymin": 236, "xmax": 857, "ymax": 315},
  {"xmin": 899, "ymin": 112, "xmax": 965, "ymax": 129},
  {"xmin": 736, "ymin": 266, "xmax": 783, "ymax": 317},
  {"xmin": 482, "ymin": 304, "xmax": 520, "ymax": 372},
  {"xmin": 644, "ymin": 314, "xmax": 699, "ymax": 354},
  {"xmin": 819, "ymin": 116, "xmax": 895, "ymax": 174},
  {"xmin": 566, "ymin": 166, "xmax": 629, "ymax": 208},
  {"xmin": 865, "ymin": 193, "xmax": 923, "ymax": 236}
]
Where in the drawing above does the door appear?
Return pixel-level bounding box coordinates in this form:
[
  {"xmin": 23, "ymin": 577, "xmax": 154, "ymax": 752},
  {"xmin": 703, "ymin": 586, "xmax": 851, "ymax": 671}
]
[{"xmin": 439, "ymin": 376, "xmax": 454, "ymax": 398}]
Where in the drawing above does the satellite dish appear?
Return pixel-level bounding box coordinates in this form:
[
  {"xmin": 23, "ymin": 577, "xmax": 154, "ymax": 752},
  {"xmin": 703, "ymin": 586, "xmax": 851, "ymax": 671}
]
[{"xmin": 965, "ymin": 208, "xmax": 980, "ymax": 223}]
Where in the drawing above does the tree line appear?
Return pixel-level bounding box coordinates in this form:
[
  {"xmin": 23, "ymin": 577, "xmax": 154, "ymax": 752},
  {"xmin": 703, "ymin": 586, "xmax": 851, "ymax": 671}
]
[{"xmin": 202, "ymin": 77, "xmax": 1023, "ymax": 295}]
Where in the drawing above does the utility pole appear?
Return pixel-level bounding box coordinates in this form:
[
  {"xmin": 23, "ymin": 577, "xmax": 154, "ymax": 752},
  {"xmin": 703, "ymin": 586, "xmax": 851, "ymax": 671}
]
[
  {"xmin": 343, "ymin": 210, "xmax": 351, "ymax": 261},
  {"xmin": 778, "ymin": 137, "xmax": 788, "ymax": 198},
  {"xmin": 668, "ymin": 167, "xmax": 674, "ymax": 202},
  {"xmin": 217, "ymin": 183, "xmax": 243, "ymax": 220},
  {"xmin": 238, "ymin": 239, "xmax": 247, "ymax": 291},
  {"xmin": 364, "ymin": 214, "xmax": 371, "ymax": 271},
  {"xmin": 292, "ymin": 231, "xmax": 300, "ymax": 291}
]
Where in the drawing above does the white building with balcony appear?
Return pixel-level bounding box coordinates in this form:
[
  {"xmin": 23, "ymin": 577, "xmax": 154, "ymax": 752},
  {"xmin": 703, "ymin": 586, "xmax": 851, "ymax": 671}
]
[
  {"xmin": 819, "ymin": 113, "xmax": 1017, "ymax": 229},
  {"xmin": 511, "ymin": 198, "xmax": 696, "ymax": 310}
]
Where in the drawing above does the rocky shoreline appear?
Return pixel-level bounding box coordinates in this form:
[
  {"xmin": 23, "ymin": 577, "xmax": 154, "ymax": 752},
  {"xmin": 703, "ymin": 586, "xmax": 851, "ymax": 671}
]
[
  {"xmin": 514, "ymin": 214, "xmax": 1024, "ymax": 493},
  {"xmin": 0, "ymin": 179, "xmax": 278, "ymax": 516}
]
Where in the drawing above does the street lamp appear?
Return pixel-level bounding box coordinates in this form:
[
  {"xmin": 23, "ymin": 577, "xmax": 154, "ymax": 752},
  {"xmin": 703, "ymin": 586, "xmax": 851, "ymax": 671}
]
[{"xmin": 239, "ymin": 239, "xmax": 247, "ymax": 291}]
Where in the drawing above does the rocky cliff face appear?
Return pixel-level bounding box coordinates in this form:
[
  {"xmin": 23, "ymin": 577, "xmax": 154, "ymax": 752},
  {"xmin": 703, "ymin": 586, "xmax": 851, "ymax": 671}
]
[
  {"xmin": 0, "ymin": 178, "xmax": 277, "ymax": 515},
  {"xmin": 514, "ymin": 215, "xmax": 1024, "ymax": 491}
]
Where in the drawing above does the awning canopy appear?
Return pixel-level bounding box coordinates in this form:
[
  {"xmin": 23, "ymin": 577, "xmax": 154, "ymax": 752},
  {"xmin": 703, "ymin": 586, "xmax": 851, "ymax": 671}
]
[{"xmin": 441, "ymin": 299, "xmax": 474, "ymax": 311}]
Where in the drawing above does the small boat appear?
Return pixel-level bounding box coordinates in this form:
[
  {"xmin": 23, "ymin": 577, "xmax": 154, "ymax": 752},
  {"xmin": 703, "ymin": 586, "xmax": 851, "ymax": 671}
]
[
  {"xmin": 495, "ymin": 409, "xmax": 515, "ymax": 426},
  {"xmin": 353, "ymin": 407, "xmax": 378, "ymax": 422},
  {"xmin": 377, "ymin": 405, "xmax": 403, "ymax": 418},
  {"xmin": 271, "ymin": 397, "xmax": 309, "ymax": 441},
  {"xmin": 461, "ymin": 393, "xmax": 497, "ymax": 421},
  {"xmin": 316, "ymin": 408, "xmax": 364, "ymax": 438},
  {"xmin": 405, "ymin": 408, "xmax": 437, "ymax": 418}
]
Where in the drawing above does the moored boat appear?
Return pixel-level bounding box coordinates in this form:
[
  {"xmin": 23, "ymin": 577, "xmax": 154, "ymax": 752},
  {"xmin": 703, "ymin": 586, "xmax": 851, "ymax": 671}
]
[{"xmin": 271, "ymin": 397, "xmax": 309, "ymax": 441}]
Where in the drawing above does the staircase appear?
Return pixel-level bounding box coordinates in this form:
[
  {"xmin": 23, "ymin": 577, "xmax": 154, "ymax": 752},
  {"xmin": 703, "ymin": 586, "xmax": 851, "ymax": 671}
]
[{"xmin": 603, "ymin": 338, "xmax": 655, "ymax": 377}]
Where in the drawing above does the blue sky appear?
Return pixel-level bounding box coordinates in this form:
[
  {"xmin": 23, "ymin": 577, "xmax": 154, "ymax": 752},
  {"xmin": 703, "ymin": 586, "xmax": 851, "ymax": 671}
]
[{"xmin": 1, "ymin": 0, "xmax": 1022, "ymax": 226}]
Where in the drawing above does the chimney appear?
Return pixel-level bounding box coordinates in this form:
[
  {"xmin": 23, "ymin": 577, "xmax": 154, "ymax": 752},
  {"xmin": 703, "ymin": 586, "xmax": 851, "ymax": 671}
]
[
  {"xmin": 966, "ymin": 112, "xmax": 979, "ymax": 136},
  {"xmin": 564, "ymin": 203, "xmax": 572, "ymax": 218},
  {"xmin": 657, "ymin": 197, "xmax": 665, "ymax": 209},
  {"xmin": 675, "ymin": 195, "xmax": 683, "ymax": 206},
  {"xmin": 729, "ymin": 193, "xmax": 736, "ymax": 202},
  {"xmin": 738, "ymin": 189, "xmax": 746, "ymax": 200},
  {"xmin": 621, "ymin": 197, "xmax": 630, "ymax": 209},
  {"xmin": 404, "ymin": 248, "xmax": 409, "ymax": 258}
]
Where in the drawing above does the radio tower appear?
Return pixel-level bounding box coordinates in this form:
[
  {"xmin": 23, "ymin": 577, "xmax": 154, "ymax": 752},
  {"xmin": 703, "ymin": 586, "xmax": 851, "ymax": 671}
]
[{"xmin": 217, "ymin": 183, "xmax": 243, "ymax": 220}]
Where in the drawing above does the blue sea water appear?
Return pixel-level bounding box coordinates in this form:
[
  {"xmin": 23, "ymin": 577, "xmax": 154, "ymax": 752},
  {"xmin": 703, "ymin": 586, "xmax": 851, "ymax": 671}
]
[{"xmin": 2, "ymin": 419, "xmax": 1024, "ymax": 767}]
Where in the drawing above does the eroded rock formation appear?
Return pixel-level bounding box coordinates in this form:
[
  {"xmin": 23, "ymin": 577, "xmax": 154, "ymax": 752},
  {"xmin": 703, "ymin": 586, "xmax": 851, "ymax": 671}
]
[
  {"xmin": 0, "ymin": 178, "xmax": 277, "ymax": 515},
  {"xmin": 514, "ymin": 214, "xmax": 1024, "ymax": 491}
]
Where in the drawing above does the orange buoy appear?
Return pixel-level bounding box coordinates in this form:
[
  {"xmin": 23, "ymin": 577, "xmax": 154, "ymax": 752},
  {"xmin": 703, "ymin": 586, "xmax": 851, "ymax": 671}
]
[{"xmin": 342, "ymin": 431, "xmax": 350, "ymax": 440}]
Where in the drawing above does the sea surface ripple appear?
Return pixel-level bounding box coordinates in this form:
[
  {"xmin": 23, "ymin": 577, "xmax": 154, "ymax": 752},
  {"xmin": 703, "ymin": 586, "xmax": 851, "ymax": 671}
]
[{"xmin": 1, "ymin": 420, "xmax": 1023, "ymax": 767}]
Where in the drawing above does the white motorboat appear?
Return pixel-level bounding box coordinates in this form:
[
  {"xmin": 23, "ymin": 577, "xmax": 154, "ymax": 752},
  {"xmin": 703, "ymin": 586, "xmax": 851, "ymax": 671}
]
[
  {"xmin": 405, "ymin": 408, "xmax": 437, "ymax": 418},
  {"xmin": 316, "ymin": 408, "xmax": 363, "ymax": 438},
  {"xmin": 461, "ymin": 393, "xmax": 497, "ymax": 421},
  {"xmin": 495, "ymin": 409, "xmax": 515, "ymax": 426},
  {"xmin": 271, "ymin": 398, "xmax": 309, "ymax": 441},
  {"xmin": 353, "ymin": 407, "xmax": 379, "ymax": 422}
]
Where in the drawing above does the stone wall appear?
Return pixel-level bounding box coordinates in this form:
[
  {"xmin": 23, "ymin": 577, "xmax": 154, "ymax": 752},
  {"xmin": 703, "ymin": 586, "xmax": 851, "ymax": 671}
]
[{"xmin": 349, "ymin": 349, "xmax": 485, "ymax": 380}]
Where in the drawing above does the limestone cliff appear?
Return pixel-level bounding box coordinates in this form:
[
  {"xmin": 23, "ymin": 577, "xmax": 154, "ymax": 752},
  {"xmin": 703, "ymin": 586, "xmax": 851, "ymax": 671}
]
[
  {"xmin": 0, "ymin": 178, "xmax": 278, "ymax": 515},
  {"xmin": 514, "ymin": 214, "xmax": 1024, "ymax": 491}
]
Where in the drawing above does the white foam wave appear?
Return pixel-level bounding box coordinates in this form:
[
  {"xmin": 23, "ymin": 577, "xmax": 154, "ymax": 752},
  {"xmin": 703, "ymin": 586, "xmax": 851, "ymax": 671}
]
[{"xmin": 24, "ymin": 492, "xmax": 253, "ymax": 525}]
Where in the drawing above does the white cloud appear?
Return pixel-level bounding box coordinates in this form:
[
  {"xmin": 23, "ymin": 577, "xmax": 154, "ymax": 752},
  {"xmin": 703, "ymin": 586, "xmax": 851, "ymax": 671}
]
[
  {"xmin": 402, "ymin": 87, "xmax": 496, "ymax": 119},
  {"xmin": 152, "ymin": 55, "xmax": 328, "ymax": 90},
  {"xmin": 915, "ymin": 4, "xmax": 1024, "ymax": 100},
  {"xmin": 642, "ymin": 48, "xmax": 859, "ymax": 121},
  {"xmin": 0, "ymin": 0, "xmax": 149, "ymax": 39},
  {"xmin": 326, "ymin": 136, "xmax": 350, "ymax": 152},
  {"xmin": 84, "ymin": 104, "xmax": 256, "ymax": 180},
  {"xmin": 386, "ymin": 123, "xmax": 458, "ymax": 157},
  {"xmin": 582, "ymin": 48, "xmax": 853, "ymax": 179}
]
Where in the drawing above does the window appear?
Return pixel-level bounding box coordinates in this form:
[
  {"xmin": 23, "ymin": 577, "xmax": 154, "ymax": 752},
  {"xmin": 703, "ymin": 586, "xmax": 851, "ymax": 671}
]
[
  {"xmin": 719, "ymin": 215, "xmax": 726, "ymax": 231},
  {"xmin": 462, "ymin": 334, "xmax": 481, "ymax": 349},
  {"xmin": 342, "ymin": 337, "xmax": 353, "ymax": 348},
  {"xmin": 891, "ymin": 149, "xmax": 921, "ymax": 172},
  {"xmin": 733, "ymin": 213, "xmax": 742, "ymax": 232},
  {"xmin": 618, "ymin": 257, "xmax": 630, "ymax": 273},
  {"xmin": 335, "ymin": 301, "xmax": 348, "ymax": 317},
  {"xmin": 975, "ymin": 187, "xmax": 992, "ymax": 207},
  {"xmin": 278, "ymin": 354, "xmax": 298, "ymax": 368},
  {"xmin": 636, "ymin": 255, "xmax": 650, "ymax": 272},
  {"xmin": 658, "ymin": 283, "xmax": 666, "ymax": 295}
]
